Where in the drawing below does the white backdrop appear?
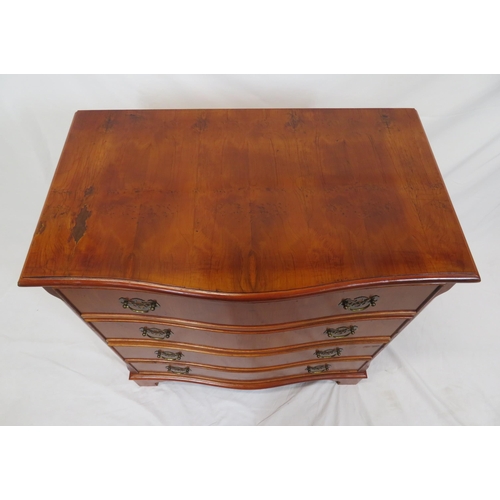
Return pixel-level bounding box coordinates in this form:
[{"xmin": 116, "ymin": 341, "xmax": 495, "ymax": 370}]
[{"xmin": 1, "ymin": 74, "xmax": 499, "ymax": 425}]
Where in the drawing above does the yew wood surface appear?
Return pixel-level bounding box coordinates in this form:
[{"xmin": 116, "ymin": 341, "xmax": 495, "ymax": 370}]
[
  {"xmin": 129, "ymin": 361, "xmax": 368, "ymax": 380},
  {"xmin": 129, "ymin": 359, "xmax": 367, "ymax": 374},
  {"xmin": 60, "ymin": 284, "xmax": 436, "ymax": 325},
  {"xmin": 84, "ymin": 310, "xmax": 413, "ymax": 333},
  {"xmin": 129, "ymin": 371, "xmax": 367, "ymax": 388},
  {"xmin": 113, "ymin": 342, "xmax": 382, "ymax": 368},
  {"xmin": 19, "ymin": 109, "xmax": 479, "ymax": 298},
  {"xmin": 90, "ymin": 316, "xmax": 407, "ymax": 349}
]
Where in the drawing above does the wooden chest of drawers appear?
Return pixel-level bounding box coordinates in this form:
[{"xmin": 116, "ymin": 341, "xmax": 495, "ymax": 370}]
[{"xmin": 18, "ymin": 108, "xmax": 480, "ymax": 389}]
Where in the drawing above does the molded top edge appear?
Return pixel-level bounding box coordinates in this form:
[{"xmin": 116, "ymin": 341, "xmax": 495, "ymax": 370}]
[{"xmin": 18, "ymin": 273, "xmax": 480, "ymax": 301}]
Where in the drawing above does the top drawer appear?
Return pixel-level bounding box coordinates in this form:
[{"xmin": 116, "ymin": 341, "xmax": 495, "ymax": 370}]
[{"xmin": 60, "ymin": 284, "xmax": 439, "ymax": 326}]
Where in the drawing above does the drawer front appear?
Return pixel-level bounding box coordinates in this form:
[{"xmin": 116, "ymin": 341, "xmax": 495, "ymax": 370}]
[
  {"xmin": 114, "ymin": 342, "xmax": 382, "ymax": 369},
  {"xmin": 91, "ymin": 317, "xmax": 406, "ymax": 349},
  {"xmin": 62, "ymin": 284, "xmax": 438, "ymax": 325},
  {"xmin": 130, "ymin": 360, "xmax": 367, "ymax": 380}
]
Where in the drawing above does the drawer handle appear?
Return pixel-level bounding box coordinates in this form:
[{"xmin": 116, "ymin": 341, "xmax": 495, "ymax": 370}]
[
  {"xmin": 119, "ymin": 297, "xmax": 160, "ymax": 313},
  {"xmin": 315, "ymin": 347, "xmax": 343, "ymax": 359},
  {"xmin": 324, "ymin": 325, "xmax": 358, "ymax": 338},
  {"xmin": 140, "ymin": 326, "xmax": 173, "ymax": 340},
  {"xmin": 166, "ymin": 365, "xmax": 190, "ymax": 375},
  {"xmin": 155, "ymin": 350, "xmax": 183, "ymax": 361},
  {"xmin": 306, "ymin": 364, "xmax": 330, "ymax": 374},
  {"xmin": 339, "ymin": 295, "xmax": 379, "ymax": 312}
]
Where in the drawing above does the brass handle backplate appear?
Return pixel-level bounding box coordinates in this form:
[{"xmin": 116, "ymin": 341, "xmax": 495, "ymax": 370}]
[
  {"xmin": 155, "ymin": 350, "xmax": 183, "ymax": 361},
  {"xmin": 119, "ymin": 297, "xmax": 160, "ymax": 313},
  {"xmin": 339, "ymin": 295, "xmax": 379, "ymax": 312},
  {"xmin": 315, "ymin": 348, "xmax": 343, "ymax": 359},
  {"xmin": 324, "ymin": 325, "xmax": 358, "ymax": 339},
  {"xmin": 166, "ymin": 365, "xmax": 191, "ymax": 375},
  {"xmin": 140, "ymin": 326, "xmax": 173, "ymax": 340},
  {"xmin": 306, "ymin": 364, "xmax": 330, "ymax": 374}
]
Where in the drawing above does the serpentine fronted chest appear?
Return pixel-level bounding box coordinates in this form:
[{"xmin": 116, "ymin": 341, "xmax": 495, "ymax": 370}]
[{"xmin": 18, "ymin": 108, "xmax": 480, "ymax": 389}]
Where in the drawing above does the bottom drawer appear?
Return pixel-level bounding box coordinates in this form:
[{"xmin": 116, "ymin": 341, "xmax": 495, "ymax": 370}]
[{"xmin": 130, "ymin": 358, "xmax": 368, "ymax": 380}]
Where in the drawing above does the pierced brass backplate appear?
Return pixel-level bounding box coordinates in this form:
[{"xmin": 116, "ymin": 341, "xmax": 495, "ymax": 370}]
[
  {"xmin": 140, "ymin": 326, "xmax": 173, "ymax": 340},
  {"xmin": 155, "ymin": 350, "xmax": 183, "ymax": 361},
  {"xmin": 315, "ymin": 347, "xmax": 343, "ymax": 359},
  {"xmin": 339, "ymin": 295, "xmax": 379, "ymax": 312},
  {"xmin": 119, "ymin": 297, "xmax": 160, "ymax": 313},
  {"xmin": 306, "ymin": 364, "xmax": 330, "ymax": 374},
  {"xmin": 324, "ymin": 325, "xmax": 358, "ymax": 338},
  {"xmin": 166, "ymin": 365, "xmax": 191, "ymax": 375}
]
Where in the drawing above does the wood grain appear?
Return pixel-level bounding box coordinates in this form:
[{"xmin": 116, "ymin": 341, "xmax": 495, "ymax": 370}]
[
  {"xmin": 129, "ymin": 371, "xmax": 367, "ymax": 388},
  {"xmin": 128, "ymin": 358, "xmax": 370, "ymax": 374},
  {"xmin": 90, "ymin": 317, "xmax": 406, "ymax": 350},
  {"xmin": 112, "ymin": 341, "xmax": 382, "ymax": 368},
  {"xmin": 18, "ymin": 109, "xmax": 480, "ymax": 389},
  {"xmin": 84, "ymin": 310, "xmax": 413, "ymax": 333},
  {"xmin": 19, "ymin": 109, "xmax": 480, "ymax": 297},
  {"xmin": 58, "ymin": 283, "xmax": 437, "ymax": 325}
]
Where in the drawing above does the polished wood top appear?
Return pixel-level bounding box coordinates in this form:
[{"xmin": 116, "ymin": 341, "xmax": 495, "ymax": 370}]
[{"xmin": 19, "ymin": 108, "xmax": 479, "ymax": 296}]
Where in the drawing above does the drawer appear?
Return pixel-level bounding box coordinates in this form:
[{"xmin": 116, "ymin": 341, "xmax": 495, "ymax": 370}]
[
  {"xmin": 112, "ymin": 341, "xmax": 382, "ymax": 369},
  {"xmin": 61, "ymin": 284, "xmax": 438, "ymax": 326},
  {"xmin": 130, "ymin": 360, "xmax": 367, "ymax": 380},
  {"xmin": 93, "ymin": 317, "xmax": 405, "ymax": 349}
]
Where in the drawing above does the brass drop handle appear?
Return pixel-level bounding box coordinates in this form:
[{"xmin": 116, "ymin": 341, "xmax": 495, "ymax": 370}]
[
  {"xmin": 119, "ymin": 297, "xmax": 160, "ymax": 313},
  {"xmin": 155, "ymin": 350, "xmax": 183, "ymax": 361},
  {"xmin": 339, "ymin": 295, "xmax": 379, "ymax": 312},
  {"xmin": 306, "ymin": 364, "xmax": 330, "ymax": 374},
  {"xmin": 140, "ymin": 326, "xmax": 173, "ymax": 340},
  {"xmin": 166, "ymin": 365, "xmax": 191, "ymax": 375},
  {"xmin": 324, "ymin": 325, "xmax": 358, "ymax": 338},
  {"xmin": 315, "ymin": 348, "xmax": 343, "ymax": 359}
]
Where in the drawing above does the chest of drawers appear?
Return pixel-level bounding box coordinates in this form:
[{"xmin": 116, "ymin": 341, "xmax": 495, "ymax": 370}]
[{"xmin": 18, "ymin": 108, "xmax": 480, "ymax": 389}]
